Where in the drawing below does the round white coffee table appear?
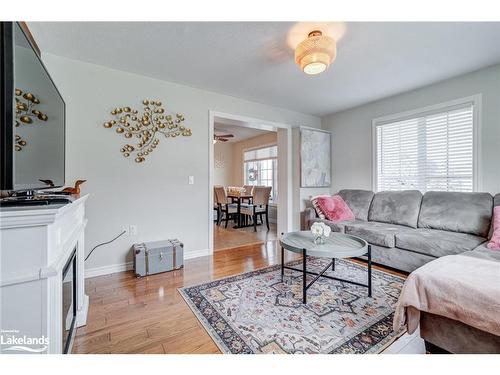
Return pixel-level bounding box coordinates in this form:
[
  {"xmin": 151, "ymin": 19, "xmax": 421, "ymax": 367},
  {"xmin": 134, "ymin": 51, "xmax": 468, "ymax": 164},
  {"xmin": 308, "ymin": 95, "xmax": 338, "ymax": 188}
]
[{"xmin": 279, "ymin": 231, "xmax": 371, "ymax": 304}]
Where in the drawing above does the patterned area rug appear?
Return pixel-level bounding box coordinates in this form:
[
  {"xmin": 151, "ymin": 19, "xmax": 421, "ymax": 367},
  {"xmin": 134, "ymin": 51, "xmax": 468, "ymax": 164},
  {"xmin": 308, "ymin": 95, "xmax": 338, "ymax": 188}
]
[{"xmin": 179, "ymin": 258, "xmax": 406, "ymax": 354}]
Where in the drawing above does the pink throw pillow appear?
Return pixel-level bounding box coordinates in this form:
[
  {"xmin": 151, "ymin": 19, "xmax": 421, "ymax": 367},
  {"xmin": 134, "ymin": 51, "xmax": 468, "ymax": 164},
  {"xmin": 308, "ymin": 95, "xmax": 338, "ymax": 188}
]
[
  {"xmin": 487, "ymin": 206, "xmax": 500, "ymax": 250},
  {"xmin": 310, "ymin": 194, "xmax": 330, "ymax": 219},
  {"xmin": 316, "ymin": 195, "xmax": 355, "ymax": 223}
]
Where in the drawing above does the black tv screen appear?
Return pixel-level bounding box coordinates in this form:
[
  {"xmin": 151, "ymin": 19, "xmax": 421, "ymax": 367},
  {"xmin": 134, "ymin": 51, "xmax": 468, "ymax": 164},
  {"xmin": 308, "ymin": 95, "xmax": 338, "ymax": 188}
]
[{"xmin": 1, "ymin": 22, "xmax": 65, "ymax": 191}]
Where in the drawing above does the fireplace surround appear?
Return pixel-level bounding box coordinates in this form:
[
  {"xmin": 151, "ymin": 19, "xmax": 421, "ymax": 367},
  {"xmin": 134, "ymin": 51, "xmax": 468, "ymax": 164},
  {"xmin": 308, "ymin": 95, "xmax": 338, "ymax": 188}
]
[{"xmin": 0, "ymin": 195, "xmax": 89, "ymax": 354}]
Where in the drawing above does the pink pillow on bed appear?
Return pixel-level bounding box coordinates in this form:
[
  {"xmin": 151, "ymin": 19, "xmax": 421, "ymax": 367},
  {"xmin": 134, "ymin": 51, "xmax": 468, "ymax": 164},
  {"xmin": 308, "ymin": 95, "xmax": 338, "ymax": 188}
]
[
  {"xmin": 315, "ymin": 195, "xmax": 355, "ymax": 223},
  {"xmin": 487, "ymin": 206, "xmax": 500, "ymax": 250}
]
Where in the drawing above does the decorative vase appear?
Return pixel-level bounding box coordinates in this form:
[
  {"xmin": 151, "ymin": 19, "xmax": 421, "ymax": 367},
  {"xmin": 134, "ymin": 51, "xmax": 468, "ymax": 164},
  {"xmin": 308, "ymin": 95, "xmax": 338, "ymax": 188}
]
[{"xmin": 313, "ymin": 235, "xmax": 326, "ymax": 245}]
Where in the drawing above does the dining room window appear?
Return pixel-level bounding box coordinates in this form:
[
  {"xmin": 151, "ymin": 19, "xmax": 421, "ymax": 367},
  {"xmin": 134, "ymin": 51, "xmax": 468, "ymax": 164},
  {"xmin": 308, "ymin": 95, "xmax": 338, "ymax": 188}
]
[{"xmin": 244, "ymin": 145, "xmax": 278, "ymax": 202}]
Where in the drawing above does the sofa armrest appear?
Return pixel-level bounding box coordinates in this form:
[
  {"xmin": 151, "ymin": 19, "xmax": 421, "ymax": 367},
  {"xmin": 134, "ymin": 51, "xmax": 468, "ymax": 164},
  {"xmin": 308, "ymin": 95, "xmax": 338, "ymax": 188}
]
[{"xmin": 301, "ymin": 207, "xmax": 318, "ymax": 230}]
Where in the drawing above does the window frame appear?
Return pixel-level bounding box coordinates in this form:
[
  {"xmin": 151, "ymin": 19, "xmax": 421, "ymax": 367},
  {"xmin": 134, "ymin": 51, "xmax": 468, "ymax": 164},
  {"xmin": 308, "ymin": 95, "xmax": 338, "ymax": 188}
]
[
  {"xmin": 371, "ymin": 95, "xmax": 482, "ymax": 193},
  {"xmin": 242, "ymin": 143, "xmax": 278, "ymax": 203}
]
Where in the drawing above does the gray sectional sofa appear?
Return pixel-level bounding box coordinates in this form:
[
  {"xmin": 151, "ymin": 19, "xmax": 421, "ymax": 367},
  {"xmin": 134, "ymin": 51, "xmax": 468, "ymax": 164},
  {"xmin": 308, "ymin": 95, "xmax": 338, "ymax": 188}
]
[
  {"xmin": 305, "ymin": 189, "xmax": 500, "ymax": 353},
  {"xmin": 304, "ymin": 189, "xmax": 499, "ymax": 273}
]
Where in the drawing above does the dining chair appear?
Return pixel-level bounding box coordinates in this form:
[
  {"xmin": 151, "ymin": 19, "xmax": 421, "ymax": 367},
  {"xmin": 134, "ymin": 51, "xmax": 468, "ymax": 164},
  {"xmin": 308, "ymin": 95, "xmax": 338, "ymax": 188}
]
[
  {"xmin": 214, "ymin": 185, "xmax": 238, "ymax": 228},
  {"xmin": 242, "ymin": 185, "xmax": 254, "ymax": 204},
  {"xmin": 240, "ymin": 186, "xmax": 272, "ymax": 231}
]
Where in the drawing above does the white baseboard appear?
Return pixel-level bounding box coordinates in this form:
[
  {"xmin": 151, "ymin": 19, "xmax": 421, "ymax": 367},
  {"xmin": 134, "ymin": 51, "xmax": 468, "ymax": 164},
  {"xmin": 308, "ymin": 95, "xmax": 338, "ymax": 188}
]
[
  {"xmin": 84, "ymin": 248, "xmax": 211, "ymax": 278},
  {"xmin": 85, "ymin": 261, "xmax": 133, "ymax": 278},
  {"xmin": 184, "ymin": 248, "xmax": 210, "ymax": 259}
]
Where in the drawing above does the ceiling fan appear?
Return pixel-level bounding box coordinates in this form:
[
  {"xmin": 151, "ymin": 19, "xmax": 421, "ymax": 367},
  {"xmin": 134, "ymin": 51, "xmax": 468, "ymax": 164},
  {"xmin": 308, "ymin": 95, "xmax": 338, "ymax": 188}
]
[{"xmin": 213, "ymin": 132, "xmax": 234, "ymax": 143}]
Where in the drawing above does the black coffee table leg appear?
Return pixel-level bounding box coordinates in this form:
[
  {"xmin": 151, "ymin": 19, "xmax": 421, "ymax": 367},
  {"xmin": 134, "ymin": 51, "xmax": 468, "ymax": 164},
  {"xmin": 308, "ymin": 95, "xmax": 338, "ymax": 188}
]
[
  {"xmin": 331, "ymin": 258, "xmax": 335, "ymax": 271},
  {"xmin": 302, "ymin": 249, "xmax": 307, "ymax": 304},
  {"xmin": 368, "ymin": 244, "xmax": 372, "ymax": 297},
  {"xmin": 281, "ymin": 245, "xmax": 284, "ymax": 282}
]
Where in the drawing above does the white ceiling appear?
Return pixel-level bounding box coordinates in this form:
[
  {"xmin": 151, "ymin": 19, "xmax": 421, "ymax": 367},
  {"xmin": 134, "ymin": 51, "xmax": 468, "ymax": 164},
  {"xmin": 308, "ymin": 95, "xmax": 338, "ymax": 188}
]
[
  {"xmin": 28, "ymin": 22, "xmax": 500, "ymax": 116},
  {"xmin": 214, "ymin": 121, "xmax": 273, "ymax": 143}
]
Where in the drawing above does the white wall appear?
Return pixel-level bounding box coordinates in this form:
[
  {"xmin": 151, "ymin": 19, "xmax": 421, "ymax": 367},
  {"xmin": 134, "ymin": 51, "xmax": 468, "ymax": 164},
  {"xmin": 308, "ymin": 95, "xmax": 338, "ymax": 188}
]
[
  {"xmin": 42, "ymin": 53, "xmax": 321, "ymax": 274},
  {"xmin": 213, "ymin": 142, "xmax": 235, "ymax": 186},
  {"xmin": 322, "ymin": 64, "xmax": 500, "ymax": 195}
]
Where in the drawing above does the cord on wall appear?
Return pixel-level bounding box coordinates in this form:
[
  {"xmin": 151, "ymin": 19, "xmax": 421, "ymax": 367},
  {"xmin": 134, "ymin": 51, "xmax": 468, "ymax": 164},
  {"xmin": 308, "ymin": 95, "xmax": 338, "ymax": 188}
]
[{"xmin": 84, "ymin": 230, "xmax": 126, "ymax": 262}]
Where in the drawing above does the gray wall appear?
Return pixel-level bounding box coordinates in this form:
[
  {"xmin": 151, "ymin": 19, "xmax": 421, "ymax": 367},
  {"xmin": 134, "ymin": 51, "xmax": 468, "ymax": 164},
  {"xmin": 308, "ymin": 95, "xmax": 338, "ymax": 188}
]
[
  {"xmin": 42, "ymin": 53, "xmax": 321, "ymax": 274},
  {"xmin": 322, "ymin": 64, "xmax": 500, "ymax": 194}
]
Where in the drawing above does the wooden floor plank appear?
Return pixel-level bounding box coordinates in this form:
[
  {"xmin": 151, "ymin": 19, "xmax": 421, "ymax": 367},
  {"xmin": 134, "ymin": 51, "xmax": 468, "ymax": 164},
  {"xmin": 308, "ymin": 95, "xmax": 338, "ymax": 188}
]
[{"xmin": 74, "ymin": 229, "xmax": 405, "ymax": 354}]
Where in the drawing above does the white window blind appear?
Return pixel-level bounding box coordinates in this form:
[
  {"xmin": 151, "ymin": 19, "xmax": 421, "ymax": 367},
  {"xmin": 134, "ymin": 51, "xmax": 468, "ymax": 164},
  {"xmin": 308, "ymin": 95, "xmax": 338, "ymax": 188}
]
[
  {"xmin": 244, "ymin": 145, "xmax": 277, "ymax": 161},
  {"xmin": 375, "ymin": 103, "xmax": 474, "ymax": 193},
  {"xmin": 244, "ymin": 145, "xmax": 278, "ymax": 202}
]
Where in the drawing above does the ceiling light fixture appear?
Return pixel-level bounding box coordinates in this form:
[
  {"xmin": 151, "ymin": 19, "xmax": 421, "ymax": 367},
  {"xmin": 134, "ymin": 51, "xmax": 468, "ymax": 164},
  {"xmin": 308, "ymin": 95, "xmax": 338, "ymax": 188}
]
[{"xmin": 295, "ymin": 30, "xmax": 336, "ymax": 75}]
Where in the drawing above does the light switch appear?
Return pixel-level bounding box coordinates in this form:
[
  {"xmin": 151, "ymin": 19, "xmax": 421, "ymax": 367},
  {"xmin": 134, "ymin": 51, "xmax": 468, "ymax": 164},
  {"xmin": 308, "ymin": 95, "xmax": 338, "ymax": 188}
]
[{"xmin": 188, "ymin": 176, "xmax": 194, "ymax": 185}]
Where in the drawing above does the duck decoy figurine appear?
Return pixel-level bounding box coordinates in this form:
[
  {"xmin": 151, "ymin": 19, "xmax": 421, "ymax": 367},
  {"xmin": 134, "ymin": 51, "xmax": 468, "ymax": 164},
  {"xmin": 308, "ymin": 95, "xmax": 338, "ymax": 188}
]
[
  {"xmin": 62, "ymin": 179, "xmax": 87, "ymax": 195},
  {"xmin": 39, "ymin": 179, "xmax": 55, "ymax": 187}
]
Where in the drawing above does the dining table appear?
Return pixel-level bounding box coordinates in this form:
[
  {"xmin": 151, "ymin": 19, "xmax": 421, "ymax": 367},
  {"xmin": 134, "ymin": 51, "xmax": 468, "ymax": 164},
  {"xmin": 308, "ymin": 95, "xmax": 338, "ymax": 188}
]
[{"xmin": 227, "ymin": 193, "xmax": 254, "ymax": 229}]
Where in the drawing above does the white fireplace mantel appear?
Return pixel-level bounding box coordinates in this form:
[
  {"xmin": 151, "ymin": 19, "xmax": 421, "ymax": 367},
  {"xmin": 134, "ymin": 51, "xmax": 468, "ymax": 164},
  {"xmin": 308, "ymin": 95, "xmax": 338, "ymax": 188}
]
[{"xmin": 0, "ymin": 195, "xmax": 89, "ymax": 354}]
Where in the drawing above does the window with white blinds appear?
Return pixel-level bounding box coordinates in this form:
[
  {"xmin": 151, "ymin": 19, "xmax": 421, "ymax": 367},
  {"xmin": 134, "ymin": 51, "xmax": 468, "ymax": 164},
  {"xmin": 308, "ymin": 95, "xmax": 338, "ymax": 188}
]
[
  {"xmin": 374, "ymin": 101, "xmax": 476, "ymax": 193},
  {"xmin": 244, "ymin": 145, "xmax": 278, "ymax": 202}
]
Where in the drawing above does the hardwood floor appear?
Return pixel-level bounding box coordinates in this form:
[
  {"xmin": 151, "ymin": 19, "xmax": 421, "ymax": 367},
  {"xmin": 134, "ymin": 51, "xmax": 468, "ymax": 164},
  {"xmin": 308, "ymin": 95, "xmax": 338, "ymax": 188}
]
[
  {"xmin": 74, "ymin": 241, "xmax": 296, "ymax": 354},
  {"xmin": 74, "ymin": 238, "xmax": 407, "ymax": 354},
  {"xmin": 213, "ymin": 222, "xmax": 277, "ymax": 251}
]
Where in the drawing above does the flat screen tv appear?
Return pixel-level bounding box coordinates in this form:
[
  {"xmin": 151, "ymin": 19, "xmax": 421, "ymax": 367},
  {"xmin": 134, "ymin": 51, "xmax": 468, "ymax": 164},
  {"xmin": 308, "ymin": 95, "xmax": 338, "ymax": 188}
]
[{"xmin": 1, "ymin": 22, "xmax": 65, "ymax": 192}]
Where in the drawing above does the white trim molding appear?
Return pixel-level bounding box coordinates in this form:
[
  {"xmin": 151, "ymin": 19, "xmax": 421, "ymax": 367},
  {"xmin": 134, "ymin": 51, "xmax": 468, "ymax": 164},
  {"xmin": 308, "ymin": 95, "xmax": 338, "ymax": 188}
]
[
  {"xmin": 84, "ymin": 248, "xmax": 211, "ymax": 278},
  {"xmin": 208, "ymin": 111, "xmax": 293, "ymax": 255},
  {"xmin": 371, "ymin": 94, "xmax": 482, "ymax": 192},
  {"xmin": 84, "ymin": 262, "xmax": 134, "ymax": 278},
  {"xmin": 184, "ymin": 248, "xmax": 211, "ymax": 259}
]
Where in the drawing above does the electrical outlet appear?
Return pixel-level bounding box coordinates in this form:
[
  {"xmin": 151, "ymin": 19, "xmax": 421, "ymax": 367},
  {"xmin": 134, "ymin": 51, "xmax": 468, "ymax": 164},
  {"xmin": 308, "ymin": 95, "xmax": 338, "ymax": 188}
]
[
  {"xmin": 129, "ymin": 225, "xmax": 138, "ymax": 236},
  {"xmin": 121, "ymin": 226, "xmax": 129, "ymax": 236},
  {"xmin": 188, "ymin": 175, "xmax": 194, "ymax": 185}
]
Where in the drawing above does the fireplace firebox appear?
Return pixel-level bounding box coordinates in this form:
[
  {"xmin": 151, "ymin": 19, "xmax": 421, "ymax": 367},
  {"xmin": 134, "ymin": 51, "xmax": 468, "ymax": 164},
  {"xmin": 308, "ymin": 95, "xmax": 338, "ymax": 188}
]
[{"xmin": 62, "ymin": 249, "xmax": 77, "ymax": 354}]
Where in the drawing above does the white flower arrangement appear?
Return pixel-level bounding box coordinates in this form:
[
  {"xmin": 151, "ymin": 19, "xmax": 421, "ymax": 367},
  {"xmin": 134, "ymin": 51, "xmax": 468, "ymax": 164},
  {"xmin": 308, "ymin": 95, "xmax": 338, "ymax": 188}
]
[{"xmin": 310, "ymin": 222, "xmax": 331, "ymax": 244}]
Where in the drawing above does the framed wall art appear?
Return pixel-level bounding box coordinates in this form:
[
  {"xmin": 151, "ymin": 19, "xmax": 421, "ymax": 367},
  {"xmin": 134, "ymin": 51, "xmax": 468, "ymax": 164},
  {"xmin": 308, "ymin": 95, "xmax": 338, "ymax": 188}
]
[{"xmin": 300, "ymin": 127, "xmax": 331, "ymax": 188}]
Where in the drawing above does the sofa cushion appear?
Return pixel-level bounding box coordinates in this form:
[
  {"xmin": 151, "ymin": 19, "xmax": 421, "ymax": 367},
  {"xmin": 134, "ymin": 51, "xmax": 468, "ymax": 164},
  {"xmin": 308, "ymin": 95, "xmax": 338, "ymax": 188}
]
[
  {"xmin": 418, "ymin": 191, "xmax": 493, "ymax": 237},
  {"xmin": 462, "ymin": 243, "xmax": 500, "ymax": 262},
  {"xmin": 495, "ymin": 194, "xmax": 500, "ymax": 217},
  {"xmin": 310, "ymin": 218, "xmax": 360, "ymax": 234},
  {"xmin": 395, "ymin": 229, "xmax": 486, "ymax": 257},
  {"xmin": 368, "ymin": 190, "xmax": 422, "ymax": 228},
  {"xmin": 486, "ymin": 193, "xmax": 500, "ymax": 239},
  {"xmin": 337, "ymin": 189, "xmax": 374, "ymax": 221},
  {"xmin": 494, "ymin": 193, "xmax": 500, "ymax": 208},
  {"xmin": 363, "ymin": 244, "xmax": 437, "ymax": 273},
  {"xmin": 345, "ymin": 221, "xmax": 412, "ymax": 248}
]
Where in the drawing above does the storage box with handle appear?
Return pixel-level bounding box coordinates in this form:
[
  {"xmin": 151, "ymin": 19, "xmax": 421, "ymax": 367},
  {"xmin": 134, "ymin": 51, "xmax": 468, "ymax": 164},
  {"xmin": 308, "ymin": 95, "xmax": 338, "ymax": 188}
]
[{"xmin": 133, "ymin": 239, "xmax": 184, "ymax": 277}]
